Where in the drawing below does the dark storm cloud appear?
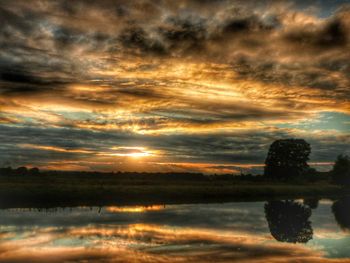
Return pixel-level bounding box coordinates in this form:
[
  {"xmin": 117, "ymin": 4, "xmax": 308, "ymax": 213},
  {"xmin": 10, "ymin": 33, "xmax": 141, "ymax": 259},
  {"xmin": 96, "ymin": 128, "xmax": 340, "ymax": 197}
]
[
  {"xmin": 157, "ymin": 15, "xmax": 209, "ymax": 54},
  {"xmin": 1, "ymin": 70, "xmax": 43, "ymax": 85},
  {"xmin": 284, "ymin": 19, "xmax": 348, "ymax": 49},
  {"xmin": 0, "ymin": 6, "xmax": 35, "ymax": 35},
  {"xmin": 119, "ymin": 27, "xmax": 167, "ymax": 55},
  {"xmin": 53, "ymin": 27, "xmax": 85, "ymax": 48},
  {"xmin": 0, "ymin": 66, "xmax": 73, "ymax": 94},
  {"xmin": 223, "ymin": 14, "xmax": 280, "ymax": 34}
]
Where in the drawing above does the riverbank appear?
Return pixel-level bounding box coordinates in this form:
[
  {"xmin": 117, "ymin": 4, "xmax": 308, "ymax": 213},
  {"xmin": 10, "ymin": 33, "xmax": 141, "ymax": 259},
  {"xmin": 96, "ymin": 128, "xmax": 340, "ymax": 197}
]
[{"xmin": 0, "ymin": 174, "xmax": 348, "ymax": 208}]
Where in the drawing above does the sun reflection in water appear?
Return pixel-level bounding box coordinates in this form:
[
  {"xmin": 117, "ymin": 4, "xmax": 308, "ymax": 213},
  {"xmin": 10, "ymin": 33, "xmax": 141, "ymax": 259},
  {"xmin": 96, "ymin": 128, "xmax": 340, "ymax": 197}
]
[{"xmin": 106, "ymin": 205, "xmax": 165, "ymax": 213}]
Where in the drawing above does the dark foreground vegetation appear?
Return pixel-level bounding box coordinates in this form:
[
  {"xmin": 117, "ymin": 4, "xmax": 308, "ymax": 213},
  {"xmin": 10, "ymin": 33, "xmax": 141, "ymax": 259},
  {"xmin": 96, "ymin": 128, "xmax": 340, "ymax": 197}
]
[
  {"xmin": 0, "ymin": 170, "xmax": 348, "ymax": 208},
  {"xmin": 1, "ymin": 139, "xmax": 349, "ymax": 208}
]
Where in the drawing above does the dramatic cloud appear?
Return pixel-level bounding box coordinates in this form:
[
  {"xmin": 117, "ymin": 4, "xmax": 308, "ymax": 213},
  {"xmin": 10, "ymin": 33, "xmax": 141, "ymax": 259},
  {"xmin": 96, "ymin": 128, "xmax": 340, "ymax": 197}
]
[{"xmin": 0, "ymin": 0, "xmax": 349, "ymax": 172}]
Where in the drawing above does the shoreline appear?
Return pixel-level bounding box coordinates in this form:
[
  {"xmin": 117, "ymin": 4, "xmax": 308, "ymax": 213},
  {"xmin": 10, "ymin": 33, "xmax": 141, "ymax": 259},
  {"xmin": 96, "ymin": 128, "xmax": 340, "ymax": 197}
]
[{"xmin": 0, "ymin": 182, "xmax": 348, "ymax": 208}]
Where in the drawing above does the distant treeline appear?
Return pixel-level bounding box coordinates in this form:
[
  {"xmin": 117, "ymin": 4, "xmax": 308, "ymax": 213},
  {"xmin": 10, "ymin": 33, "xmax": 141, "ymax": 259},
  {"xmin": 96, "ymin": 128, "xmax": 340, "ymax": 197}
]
[
  {"xmin": 0, "ymin": 166, "xmax": 207, "ymax": 180},
  {"xmin": 0, "ymin": 166, "xmax": 330, "ymax": 183},
  {"xmin": 0, "ymin": 166, "xmax": 40, "ymax": 176}
]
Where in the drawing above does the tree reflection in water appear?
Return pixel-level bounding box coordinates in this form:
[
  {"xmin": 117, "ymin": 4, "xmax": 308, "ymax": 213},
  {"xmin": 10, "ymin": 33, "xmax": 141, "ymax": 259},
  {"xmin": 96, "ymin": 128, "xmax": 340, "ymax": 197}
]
[
  {"xmin": 264, "ymin": 200, "xmax": 313, "ymax": 243},
  {"xmin": 332, "ymin": 196, "xmax": 350, "ymax": 231},
  {"xmin": 303, "ymin": 198, "xmax": 319, "ymax": 209}
]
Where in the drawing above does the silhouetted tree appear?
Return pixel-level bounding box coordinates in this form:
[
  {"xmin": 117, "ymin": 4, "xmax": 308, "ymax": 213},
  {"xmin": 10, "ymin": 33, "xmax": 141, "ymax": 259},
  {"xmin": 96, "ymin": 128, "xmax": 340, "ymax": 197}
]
[
  {"xmin": 331, "ymin": 155, "xmax": 350, "ymax": 185},
  {"xmin": 28, "ymin": 167, "xmax": 40, "ymax": 176},
  {"xmin": 15, "ymin": 166, "xmax": 28, "ymax": 175},
  {"xmin": 264, "ymin": 200, "xmax": 313, "ymax": 243},
  {"xmin": 332, "ymin": 197, "xmax": 350, "ymax": 231},
  {"xmin": 264, "ymin": 139, "xmax": 311, "ymax": 180}
]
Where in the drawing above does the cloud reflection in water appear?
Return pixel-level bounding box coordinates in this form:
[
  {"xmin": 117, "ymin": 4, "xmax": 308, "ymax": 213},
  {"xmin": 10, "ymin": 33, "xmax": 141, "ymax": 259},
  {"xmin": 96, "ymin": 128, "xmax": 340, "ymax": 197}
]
[{"xmin": 0, "ymin": 201, "xmax": 349, "ymax": 262}]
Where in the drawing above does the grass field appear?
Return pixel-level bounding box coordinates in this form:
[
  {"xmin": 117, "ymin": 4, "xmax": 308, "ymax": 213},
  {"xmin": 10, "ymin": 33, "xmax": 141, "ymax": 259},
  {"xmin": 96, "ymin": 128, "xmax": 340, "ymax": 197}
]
[{"xmin": 0, "ymin": 173, "xmax": 348, "ymax": 208}]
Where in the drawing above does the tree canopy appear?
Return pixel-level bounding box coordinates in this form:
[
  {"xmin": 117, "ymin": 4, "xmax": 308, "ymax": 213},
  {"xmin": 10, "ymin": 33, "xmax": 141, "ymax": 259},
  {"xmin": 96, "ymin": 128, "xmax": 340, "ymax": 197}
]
[
  {"xmin": 331, "ymin": 155, "xmax": 350, "ymax": 185},
  {"xmin": 264, "ymin": 139, "xmax": 311, "ymax": 180}
]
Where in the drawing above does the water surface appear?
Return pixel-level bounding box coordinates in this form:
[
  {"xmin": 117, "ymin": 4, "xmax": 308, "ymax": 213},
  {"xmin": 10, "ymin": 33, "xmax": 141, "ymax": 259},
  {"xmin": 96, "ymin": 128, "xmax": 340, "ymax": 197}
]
[{"xmin": 0, "ymin": 198, "xmax": 349, "ymax": 262}]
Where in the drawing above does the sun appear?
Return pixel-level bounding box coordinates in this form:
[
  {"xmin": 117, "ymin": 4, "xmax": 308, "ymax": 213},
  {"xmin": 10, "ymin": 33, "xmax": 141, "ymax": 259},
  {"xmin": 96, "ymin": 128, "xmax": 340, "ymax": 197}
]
[
  {"xmin": 126, "ymin": 151, "xmax": 152, "ymax": 158},
  {"xmin": 109, "ymin": 146, "xmax": 154, "ymax": 158}
]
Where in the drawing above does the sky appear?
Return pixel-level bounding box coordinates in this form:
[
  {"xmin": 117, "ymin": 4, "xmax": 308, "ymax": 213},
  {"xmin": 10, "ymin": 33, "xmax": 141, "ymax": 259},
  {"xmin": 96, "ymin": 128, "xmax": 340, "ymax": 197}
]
[{"xmin": 0, "ymin": 0, "xmax": 349, "ymax": 174}]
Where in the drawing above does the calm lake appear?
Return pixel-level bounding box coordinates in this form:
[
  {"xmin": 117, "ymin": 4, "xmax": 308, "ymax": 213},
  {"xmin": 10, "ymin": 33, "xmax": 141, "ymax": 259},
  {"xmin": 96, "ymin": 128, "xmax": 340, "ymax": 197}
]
[{"xmin": 0, "ymin": 198, "xmax": 349, "ymax": 262}]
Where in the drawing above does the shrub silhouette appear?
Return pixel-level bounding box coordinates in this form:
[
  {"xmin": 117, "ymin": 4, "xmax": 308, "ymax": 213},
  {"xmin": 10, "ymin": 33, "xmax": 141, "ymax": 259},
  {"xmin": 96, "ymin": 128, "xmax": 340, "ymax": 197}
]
[
  {"xmin": 331, "ymin": 155, "xmax": 350, "ymax": 185},
  {"xmin": 264, "ymin": 200, "xmax": 313, "ymax": 243},
  {"xmin": 264, "ymin": 139, "xmax": 311, "ymax": 180}
]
